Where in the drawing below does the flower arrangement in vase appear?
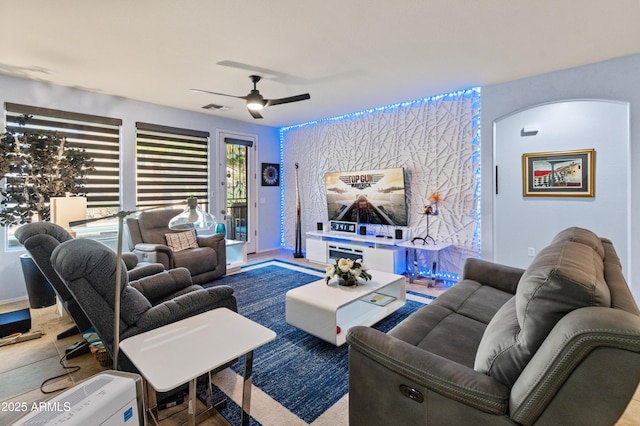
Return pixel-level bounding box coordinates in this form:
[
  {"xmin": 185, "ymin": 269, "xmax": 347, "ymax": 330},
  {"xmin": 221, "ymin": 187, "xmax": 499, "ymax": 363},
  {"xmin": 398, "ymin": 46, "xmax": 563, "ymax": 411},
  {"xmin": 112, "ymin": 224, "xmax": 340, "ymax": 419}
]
[
  {"xmin": 325, "ymin": 258, "xmax": 372, "ymax": 287},
  {"xmin": 423, "ymin": 191, "xmax": 443, "ymax": 216}
]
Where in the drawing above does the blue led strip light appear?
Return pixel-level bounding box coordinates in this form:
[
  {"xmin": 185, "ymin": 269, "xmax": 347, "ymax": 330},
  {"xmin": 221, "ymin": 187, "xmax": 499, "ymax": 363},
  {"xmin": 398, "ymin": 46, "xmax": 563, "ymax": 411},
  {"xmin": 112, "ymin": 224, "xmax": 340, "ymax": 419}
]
[
  {"xmin": 471, "ymin": 88, "xmax": 482, "ymax": 257},
  {"xmin": 279, "ymin": 129, "xmax": 286, "ymax": 247},
  {"xmin": 279, "ymin": 87, "xmax": 482, "ymax": 283},
  {"xmin": 280, "ymin": 87, "xmax": 480, "ymax": 133}
]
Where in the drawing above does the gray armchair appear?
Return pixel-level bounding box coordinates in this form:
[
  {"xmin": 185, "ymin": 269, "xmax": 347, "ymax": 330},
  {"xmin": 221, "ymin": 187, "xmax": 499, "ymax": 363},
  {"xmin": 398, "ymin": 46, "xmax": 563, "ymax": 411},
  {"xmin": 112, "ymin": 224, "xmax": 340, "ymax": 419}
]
[
  {"xmin": 50, "ymin": 238, "xmax": 237, "ymax": 374},
  {"xmin": 347, "ymin": 227, "xmax": 640, "ymax": 425},
  {"xmin": 15, "ymin": 222, "xmax": 165, "ymax": 339},
  {"xmin": 125, "ymin": 208, "xmax": 226, "ymax": 284}
]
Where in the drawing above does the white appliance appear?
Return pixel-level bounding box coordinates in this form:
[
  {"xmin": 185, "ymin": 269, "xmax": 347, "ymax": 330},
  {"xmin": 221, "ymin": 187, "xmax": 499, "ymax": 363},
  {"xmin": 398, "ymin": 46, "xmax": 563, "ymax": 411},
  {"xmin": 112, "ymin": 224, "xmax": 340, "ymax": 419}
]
[{"xmin": 12, "ymin": 371, "xmax": 144, "ymax": 426}]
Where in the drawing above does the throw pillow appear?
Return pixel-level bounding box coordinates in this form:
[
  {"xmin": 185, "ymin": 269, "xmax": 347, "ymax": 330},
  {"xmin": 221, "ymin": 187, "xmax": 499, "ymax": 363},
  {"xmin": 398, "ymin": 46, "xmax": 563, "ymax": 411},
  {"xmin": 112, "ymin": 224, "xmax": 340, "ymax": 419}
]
[{"xmin": 165, "ymin": 230, "xmax": 198, "ymax": 252}]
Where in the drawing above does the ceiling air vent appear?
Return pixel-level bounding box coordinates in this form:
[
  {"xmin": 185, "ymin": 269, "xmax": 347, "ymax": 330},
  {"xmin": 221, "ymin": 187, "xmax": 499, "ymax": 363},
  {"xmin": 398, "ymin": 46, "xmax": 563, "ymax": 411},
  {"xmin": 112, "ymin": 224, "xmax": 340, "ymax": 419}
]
[{"xmin": 202, "ymin": 103, "xmax": 230, "ymax": 111}]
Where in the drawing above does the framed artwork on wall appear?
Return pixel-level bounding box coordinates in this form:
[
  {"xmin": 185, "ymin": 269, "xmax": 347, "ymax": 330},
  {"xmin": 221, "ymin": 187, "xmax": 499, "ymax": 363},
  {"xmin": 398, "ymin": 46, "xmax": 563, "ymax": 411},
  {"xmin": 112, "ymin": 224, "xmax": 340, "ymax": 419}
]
[
  {"xmin": 261, "ymin": 163, "xmax": 280, "ymax": 186},
  {"xmin": 522, "ymin": 149, "xmax": 595, "ymax": 197}
]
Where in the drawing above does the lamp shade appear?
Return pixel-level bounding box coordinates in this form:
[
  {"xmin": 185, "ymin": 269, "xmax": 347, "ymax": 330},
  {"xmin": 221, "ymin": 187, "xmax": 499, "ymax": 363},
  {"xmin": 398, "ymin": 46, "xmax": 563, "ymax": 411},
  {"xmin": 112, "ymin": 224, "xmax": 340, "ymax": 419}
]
[
  {"xmin": 50, "ymin": 196, "xmax": 87, "ymax": 229},
  {"xmin": 168, "ymin": 196, "xmax": 217, "ymax": 232}
]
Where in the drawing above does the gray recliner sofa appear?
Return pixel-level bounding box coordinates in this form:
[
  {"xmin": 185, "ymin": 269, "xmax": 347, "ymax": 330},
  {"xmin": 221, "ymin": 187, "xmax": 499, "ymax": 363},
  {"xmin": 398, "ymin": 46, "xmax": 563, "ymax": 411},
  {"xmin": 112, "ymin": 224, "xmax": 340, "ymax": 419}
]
[
  {"xmin": 15, "ymin": 222, "xmax": 165, "ymax": 338},
  {"xmin": 50, "ymin": 238, "xmax": 237, "ymax": 375},
  {"xmin": 347, "ymin": 227, "xmax": 640, "ymax": 425}
]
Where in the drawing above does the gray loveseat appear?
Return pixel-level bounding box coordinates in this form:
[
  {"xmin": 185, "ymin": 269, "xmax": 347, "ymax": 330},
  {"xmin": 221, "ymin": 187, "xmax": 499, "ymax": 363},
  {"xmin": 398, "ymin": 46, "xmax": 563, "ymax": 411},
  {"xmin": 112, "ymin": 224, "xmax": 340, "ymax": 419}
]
[
  {"xmin": 347, "ymin": 227, "xmax": 640, "ymax": 425},
  {"xmin": 126, "ymin": 208, "xmax": 227, "ymax": 284}
]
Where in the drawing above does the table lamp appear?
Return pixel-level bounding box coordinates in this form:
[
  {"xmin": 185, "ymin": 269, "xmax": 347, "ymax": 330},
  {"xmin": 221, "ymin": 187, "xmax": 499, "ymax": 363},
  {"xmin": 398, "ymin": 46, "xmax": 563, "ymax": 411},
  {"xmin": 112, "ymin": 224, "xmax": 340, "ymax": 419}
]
[
  {"xmin": 50, "ymin": 196, "xmax": 87, "ymax": 238},
  {"xmin": 168, "ymin": 195, "xmax": 217, "ymax": 233}
]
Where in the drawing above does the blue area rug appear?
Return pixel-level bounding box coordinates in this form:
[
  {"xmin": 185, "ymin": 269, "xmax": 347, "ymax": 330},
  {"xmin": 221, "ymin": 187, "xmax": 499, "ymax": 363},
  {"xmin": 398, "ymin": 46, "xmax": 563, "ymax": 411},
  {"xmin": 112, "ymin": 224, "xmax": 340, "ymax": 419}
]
[{"xmin": 201, "ymin": 263, "xmax": 426, "ymax": 424}]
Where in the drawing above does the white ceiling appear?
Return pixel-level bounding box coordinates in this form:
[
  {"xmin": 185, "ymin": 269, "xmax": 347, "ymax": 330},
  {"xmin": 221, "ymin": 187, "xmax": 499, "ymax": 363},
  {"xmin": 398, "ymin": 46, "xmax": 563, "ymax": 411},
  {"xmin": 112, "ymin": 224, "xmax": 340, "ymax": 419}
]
[{"xmin": 2, "ymin": 1, "xmax": 640, "ymax": 127}]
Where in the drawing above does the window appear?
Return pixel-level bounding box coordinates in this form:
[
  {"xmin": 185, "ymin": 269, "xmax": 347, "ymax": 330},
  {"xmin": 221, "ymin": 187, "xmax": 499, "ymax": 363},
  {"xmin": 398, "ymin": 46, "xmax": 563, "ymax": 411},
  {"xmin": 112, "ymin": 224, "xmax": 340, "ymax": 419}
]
[
  {"xmin": 224, "ymin": 137, "xmax": 252, "ymax": 242},
  {"xmin": 135, "ymin": 123, "xmax": 210, "ymax": 209},
  {"xmin": 4, "ymin": 103, "xmax": 122, "ymax": 246}
]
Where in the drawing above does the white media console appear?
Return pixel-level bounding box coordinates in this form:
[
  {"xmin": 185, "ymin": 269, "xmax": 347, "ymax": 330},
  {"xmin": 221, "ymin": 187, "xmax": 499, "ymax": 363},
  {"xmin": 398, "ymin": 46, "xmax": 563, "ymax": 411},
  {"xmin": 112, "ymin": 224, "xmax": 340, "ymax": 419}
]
[{"xmin": 306, "ymin": 230, "xmax": 407, "ymax": 274}]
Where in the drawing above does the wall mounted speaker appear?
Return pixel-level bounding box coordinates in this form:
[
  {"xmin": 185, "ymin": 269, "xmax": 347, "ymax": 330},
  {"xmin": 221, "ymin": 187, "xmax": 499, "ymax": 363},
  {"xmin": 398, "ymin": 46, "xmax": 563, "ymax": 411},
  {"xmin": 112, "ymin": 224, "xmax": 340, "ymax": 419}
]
[
  {"xmin": 359, "ymin": 226, "xmax": 367, "ymax": 235},
  {"xmin": 317, "ymin": 222, "xmax": 323, "ymax": 231},
  {"xmin": 395, "ymin": 229, "xmax": 403, "ymax": 239}
]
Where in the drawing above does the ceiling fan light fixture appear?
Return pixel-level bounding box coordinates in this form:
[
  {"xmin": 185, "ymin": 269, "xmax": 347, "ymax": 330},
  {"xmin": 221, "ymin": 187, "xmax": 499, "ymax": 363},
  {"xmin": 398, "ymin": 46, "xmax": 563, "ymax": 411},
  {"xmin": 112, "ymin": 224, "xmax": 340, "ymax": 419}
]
[
  {"xmin": 247, "ymin": 100, "xmax": 264, "ymax": 111},
  {"xmin": 246, "ymin": 90, "xmax": 265, "ymax": 110},
  {"xmin": 192, "ymin": 74, "xmax": 309, "ymax": 119}
]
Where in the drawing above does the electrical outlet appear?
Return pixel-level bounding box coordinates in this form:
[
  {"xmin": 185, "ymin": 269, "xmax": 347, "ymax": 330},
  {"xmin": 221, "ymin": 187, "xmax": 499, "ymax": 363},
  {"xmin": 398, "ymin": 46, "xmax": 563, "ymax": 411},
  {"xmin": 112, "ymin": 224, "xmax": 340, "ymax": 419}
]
[{"xmin": 527, "ymin": 247, "xmax": 535, "ymax": 257}]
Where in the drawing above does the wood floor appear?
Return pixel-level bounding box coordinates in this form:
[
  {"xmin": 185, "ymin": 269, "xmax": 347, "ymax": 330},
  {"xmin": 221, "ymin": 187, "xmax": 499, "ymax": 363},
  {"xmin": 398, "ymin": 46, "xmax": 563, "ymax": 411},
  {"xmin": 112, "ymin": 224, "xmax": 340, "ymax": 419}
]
[{"xmin": 1, "ymin": 248, "xmax": 639, "ymax": 425}]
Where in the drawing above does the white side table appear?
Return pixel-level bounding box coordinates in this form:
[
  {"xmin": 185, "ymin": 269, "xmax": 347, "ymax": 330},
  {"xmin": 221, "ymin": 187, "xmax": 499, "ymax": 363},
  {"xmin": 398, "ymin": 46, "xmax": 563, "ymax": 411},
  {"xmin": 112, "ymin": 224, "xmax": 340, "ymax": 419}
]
[
  {"xmin": 397, "ymin": 241, "xmax": 452, "ymax": 286},
  {"xmin": 226, "ymin": 239, "xmax": 247, "ymax": 272},
  {"xmin": 120, "ymin": 308, "xmax": 276, "ymax": 426}
]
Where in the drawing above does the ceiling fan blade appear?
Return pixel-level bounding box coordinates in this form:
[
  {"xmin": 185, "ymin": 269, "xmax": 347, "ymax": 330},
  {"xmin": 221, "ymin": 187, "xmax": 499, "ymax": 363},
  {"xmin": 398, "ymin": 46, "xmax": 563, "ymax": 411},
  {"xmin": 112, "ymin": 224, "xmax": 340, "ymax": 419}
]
[
  {"xmin": 266, "ymin": 93, "xmax": 310, "ymax": 107},
  {"xmin": 190, "ymin": 88, "xmax": 247, "ymax": 100},
  {"xmin": 248, "ymin": 109, "xmax": 263, "ymax": 119}
]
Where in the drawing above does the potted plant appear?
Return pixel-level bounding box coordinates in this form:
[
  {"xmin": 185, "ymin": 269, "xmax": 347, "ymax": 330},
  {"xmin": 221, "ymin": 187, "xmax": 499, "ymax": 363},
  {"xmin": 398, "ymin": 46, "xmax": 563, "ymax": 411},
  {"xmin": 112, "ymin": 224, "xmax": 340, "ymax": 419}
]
[
  {"xmin": 0, "ymin": 114, "xmax": 94, "ymax": 225},
  {"xmin": 1, "ymin": 114, "xmax": 94, "ymax": 307}
]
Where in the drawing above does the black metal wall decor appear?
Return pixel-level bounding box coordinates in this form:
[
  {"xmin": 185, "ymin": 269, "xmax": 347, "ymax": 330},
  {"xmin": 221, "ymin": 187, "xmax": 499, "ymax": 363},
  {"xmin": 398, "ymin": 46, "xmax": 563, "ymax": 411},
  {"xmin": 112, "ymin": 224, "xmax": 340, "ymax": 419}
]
[{"xmin": 261, "ymin": 163, "xmax": 280, "ymax": 186}]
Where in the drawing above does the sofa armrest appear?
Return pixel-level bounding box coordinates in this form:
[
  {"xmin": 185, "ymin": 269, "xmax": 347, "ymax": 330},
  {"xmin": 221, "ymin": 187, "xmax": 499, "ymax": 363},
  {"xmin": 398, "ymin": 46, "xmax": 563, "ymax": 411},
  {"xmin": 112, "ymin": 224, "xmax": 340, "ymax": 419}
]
[
  {"xmin": 122, "ymin": 252, "xmax": 139, "ymax": 270},
  {"xmin": 123, "ymin": 286, "xmax": 237, "ymax": 339},
  {"xmin": 202, "ymin": 285, "xmax": 237, "ymax": 311},
  {"xmin": 127, "ymin": 262, "xmax": 166, "ymax": 282},
  {"xmin": 122, "ymin": 253, "xmax": 165, "ymax": 279},
  {"xmin": 347, "ymin": 326, "xmax": 510, "ymax": 414},
  {"xmin": 462, "ymin": 258, "xmax": 524, "ymax": 294},
  {"xmin": 134, "ymin": 243, "xmax": 172, "ymax": 253},
  {"xmin": 196, "ymin": 233, "xmax": 224, "ymax": 249},
  {"xmin": 510, "ymin": 307, "xmax": 640, "ymax": 424},
  {"xmin": 129, "ymin": 267, "xmax": 194, "ymax": 301},
  {"xmin": 132, "ymin": 243, "xmax": 174, "ymax": 266},
  {"xmin": 197, "ymin": 233, "xmax": 227, "ymax": 275}
]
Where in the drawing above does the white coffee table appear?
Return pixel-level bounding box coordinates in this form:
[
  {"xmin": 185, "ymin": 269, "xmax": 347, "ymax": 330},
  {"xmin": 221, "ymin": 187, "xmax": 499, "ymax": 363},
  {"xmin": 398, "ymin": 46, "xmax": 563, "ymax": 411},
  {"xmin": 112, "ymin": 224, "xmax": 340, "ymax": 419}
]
[
  {"xmin": 285, "ymin": 270, "xmax": 406, "ymax": 346},
  {"xmin": 119, "ymin": 307, "xmax": 276, "ymax": 426}
]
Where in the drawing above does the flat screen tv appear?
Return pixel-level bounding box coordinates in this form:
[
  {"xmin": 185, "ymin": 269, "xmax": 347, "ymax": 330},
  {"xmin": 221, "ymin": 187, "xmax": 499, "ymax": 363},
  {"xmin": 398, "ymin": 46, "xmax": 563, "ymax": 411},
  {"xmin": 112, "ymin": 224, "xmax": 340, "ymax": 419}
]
[{"xmin": 325, "ymin": 167, "xmax": 408, "ymax": 226}]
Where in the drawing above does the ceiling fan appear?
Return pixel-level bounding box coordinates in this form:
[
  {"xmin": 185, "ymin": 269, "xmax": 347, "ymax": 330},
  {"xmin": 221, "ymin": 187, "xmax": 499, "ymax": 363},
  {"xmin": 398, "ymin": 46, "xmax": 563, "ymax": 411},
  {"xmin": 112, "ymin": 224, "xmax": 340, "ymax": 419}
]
[{"xmin": 191, "ymin": 75, "xmax": 310, "ymax": 119}]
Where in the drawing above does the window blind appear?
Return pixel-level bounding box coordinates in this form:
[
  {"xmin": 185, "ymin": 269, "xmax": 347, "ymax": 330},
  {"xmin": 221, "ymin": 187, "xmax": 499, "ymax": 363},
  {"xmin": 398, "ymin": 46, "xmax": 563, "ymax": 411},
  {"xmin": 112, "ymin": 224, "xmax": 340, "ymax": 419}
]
[
  {"xmin": 4, "ymin": 102, "xmax": 122, "ymax": 209},
  {"xmin": 224, "ymin": 137, "xmax": 253, "ymax": 147},
  {"xmin": 135, "ymin": 122, "xmax": 210, "ymax": 209}
]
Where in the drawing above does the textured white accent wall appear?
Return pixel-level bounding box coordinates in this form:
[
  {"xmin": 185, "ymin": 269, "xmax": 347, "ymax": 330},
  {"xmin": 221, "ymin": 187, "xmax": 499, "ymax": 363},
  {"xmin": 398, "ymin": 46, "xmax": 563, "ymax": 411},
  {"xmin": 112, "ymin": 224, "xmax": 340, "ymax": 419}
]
[{"xmin": 281, "ymin": 89, "xmax": 480, "ymax": 276}]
